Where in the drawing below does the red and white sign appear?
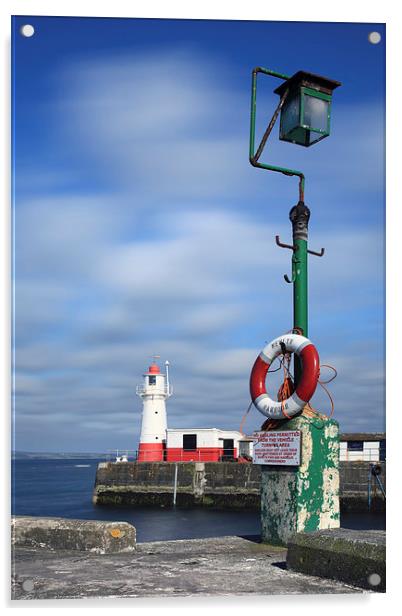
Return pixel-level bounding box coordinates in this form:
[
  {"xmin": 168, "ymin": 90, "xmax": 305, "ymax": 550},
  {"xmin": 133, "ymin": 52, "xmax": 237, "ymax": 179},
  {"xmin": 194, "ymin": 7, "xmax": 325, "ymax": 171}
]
[{"xmin": 252, "ymin": 431, "xmax": 301, "ymax": 466}]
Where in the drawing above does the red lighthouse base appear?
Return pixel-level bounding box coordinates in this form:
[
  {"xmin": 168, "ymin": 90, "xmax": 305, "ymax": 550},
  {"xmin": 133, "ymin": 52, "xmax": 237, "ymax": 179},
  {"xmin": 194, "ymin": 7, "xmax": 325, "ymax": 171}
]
[{"xmin": 138, "ymin": 442, "xmax": 165, "ymax": 462}]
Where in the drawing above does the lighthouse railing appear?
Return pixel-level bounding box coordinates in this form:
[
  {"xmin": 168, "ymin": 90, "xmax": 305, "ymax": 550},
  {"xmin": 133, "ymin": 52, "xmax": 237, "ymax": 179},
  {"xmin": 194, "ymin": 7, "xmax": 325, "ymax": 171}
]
[{"xmin": 135, "ymin": 384, "xmax": 173, "ymax": 396}]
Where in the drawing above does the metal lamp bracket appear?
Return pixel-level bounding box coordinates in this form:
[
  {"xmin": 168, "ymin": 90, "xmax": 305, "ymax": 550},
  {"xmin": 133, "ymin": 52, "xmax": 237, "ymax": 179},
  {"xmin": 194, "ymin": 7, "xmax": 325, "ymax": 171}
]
[{"xmin": 249, "ymin": 67, "xmax": 305, "ymax": 202}]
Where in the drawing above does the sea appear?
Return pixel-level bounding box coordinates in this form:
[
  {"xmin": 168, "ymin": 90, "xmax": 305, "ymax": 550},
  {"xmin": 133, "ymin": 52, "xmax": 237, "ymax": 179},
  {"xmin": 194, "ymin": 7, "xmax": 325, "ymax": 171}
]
[{"xmin": 12, "ymin": 458, "xmax": 385, "ymax": 543}]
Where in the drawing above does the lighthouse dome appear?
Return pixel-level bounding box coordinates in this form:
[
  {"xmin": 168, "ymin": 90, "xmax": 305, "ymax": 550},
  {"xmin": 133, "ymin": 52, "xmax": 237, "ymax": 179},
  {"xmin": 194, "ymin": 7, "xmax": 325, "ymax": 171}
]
[{"xmin": 147, "ymin": 363, "xmax": 161, "ymax": 375}]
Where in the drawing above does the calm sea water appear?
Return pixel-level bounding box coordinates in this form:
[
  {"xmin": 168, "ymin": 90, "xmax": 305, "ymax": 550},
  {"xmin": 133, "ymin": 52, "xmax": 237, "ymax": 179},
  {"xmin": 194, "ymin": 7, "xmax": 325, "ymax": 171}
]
[{"xmin": 12, "ymin": 459, "xmax": 385, "ymax": 543}]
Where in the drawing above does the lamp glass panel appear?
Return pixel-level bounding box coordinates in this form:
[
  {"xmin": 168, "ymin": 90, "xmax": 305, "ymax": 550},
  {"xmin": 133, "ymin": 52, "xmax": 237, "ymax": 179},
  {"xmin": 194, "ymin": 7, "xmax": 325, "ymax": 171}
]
[
  {"xmin": 303, "ymin": 94, "xmax": 329, "ymax": 132},
  {"xmin": 308, "ymin": 130, "xmax": 324, "ymax": 145},
  {"xmin": 281, "ymin": 93, "xmax": 300, "ymax": 137}
]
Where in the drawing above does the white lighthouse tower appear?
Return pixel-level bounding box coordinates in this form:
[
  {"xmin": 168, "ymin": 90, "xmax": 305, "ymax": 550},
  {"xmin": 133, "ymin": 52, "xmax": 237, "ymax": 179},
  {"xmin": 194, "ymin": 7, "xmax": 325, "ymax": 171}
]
[{"xmin": 136, "ymin": 357, "xmax": 172, "ymax": 462}]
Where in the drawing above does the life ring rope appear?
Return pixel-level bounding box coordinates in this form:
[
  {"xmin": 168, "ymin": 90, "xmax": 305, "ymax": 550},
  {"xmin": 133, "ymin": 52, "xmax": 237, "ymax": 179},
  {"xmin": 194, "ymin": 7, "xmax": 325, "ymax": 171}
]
[{"xmin": 250, "ymin": 333, "xmax": 320, "ymax": 419}]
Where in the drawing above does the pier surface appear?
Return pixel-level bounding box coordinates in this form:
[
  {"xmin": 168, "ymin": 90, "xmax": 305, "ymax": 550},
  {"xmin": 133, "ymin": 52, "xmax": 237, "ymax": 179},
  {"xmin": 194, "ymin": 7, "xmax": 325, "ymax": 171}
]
[{"xmin": 12, "ymin": 535, "xmax": 363, "ymax": 599}]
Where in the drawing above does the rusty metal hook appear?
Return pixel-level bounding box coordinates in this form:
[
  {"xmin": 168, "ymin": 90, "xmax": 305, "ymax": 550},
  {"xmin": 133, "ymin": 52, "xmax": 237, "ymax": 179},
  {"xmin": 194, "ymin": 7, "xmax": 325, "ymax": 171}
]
[
  {"xmin": 307, "ymin": 247, "xmax": 325, "ymax": 257},
  {"xmin": 284, "ymin": 273, "xmax": 295, "ymax": 284},
  {"xmin": 275, "ymin": 235, "xmax": 298, "ymax": 251}
]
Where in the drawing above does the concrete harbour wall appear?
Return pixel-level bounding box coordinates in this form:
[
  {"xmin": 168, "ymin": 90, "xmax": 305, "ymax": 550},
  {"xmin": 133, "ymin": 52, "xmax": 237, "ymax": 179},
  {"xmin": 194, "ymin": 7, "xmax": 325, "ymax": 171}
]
[
  {"xmin": 94, "ymin": 461, "xmax": 261, "ymax": 508},
  {"xmin": 93, "ymin": 461, "xmax": 385, "ymax": 511}
]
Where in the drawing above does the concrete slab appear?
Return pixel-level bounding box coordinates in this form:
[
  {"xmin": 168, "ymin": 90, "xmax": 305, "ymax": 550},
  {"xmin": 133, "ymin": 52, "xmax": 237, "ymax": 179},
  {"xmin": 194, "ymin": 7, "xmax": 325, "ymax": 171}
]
[
  {"xmin": 287, "ymin": 528, "xmax": 385, "ymax": 592},
  {"xmin": 12, "ymin": 516, "xmax": 136, "ymax": 555},
  {"xmin": 12, "ymin": 535, "xmax": 364, "ymax": 600}
]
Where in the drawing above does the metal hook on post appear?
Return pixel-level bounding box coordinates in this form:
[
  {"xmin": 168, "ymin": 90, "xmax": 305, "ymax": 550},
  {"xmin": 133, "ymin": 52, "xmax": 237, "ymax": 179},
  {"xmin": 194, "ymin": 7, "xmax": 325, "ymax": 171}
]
[
  {"xmin": 275, "ymin": 236, "xmax": 298, "ymax": 283},
  {"xmin": 307, "ymin": 247, "xmax": 325, "ymax": 257},
  {"xmin": 284, "ymin": 272, "xmax": 295, "ymax": 284},
  {"xmin": 275, "ymin": 235, "xmax": 298, "ymax": 251}
]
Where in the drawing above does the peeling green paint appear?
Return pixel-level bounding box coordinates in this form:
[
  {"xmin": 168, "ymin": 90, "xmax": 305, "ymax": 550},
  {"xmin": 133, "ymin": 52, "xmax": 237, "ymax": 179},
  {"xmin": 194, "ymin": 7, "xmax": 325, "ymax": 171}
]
[{"xmin": 260, "ymin": 414, "xmax": 340, "ymax": 545}]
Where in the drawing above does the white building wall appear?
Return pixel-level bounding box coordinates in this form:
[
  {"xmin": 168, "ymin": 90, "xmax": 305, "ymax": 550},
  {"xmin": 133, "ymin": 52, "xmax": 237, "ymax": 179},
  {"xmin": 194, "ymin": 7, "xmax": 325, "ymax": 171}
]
[
  {"xmin": 339, "ymin": 442, "xmax": 348, "ymax": 461},
  {"xmin": 216, "ymin": 430, "xmax": 244, "ymax": 447},
  {"xmin": 166, "ymin": 429, "xmax": 219, "ymax": 448},
  {"xmin": 363, "ymin": 441, "xmax": 380, "ymax": 461},
  {"xmin": 166, "ymin": 429, "xmax": 245, "ymax": 450},
  {"xmin": 339, "ymin": 441, "xmax": 380, "ymax": 462}
]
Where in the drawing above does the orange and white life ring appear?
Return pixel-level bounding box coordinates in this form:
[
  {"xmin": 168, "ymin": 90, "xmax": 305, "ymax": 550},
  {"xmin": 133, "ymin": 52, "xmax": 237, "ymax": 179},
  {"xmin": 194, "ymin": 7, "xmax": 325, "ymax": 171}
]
[{"xmin": 250, "ymin": 333, "xmax": 319, "ymax": 419}]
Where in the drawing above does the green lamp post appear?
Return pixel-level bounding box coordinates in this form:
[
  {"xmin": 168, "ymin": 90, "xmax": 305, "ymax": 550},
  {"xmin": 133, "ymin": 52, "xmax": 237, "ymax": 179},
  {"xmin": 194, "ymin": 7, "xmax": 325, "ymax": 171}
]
[
  {"xmin": 250, "ymin": 69, "xmax": 342, "ymax": 546},
  {"xmin": 249, "ymin": 67, "xmax": 340, "ymax": 384}
]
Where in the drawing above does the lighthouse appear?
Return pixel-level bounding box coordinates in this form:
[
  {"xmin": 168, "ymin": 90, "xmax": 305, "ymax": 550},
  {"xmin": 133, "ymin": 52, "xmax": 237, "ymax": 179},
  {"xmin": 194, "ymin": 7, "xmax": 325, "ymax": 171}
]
[{"xmin": 136, "ymin": 358, "xmax": 172, "ymax": 462}]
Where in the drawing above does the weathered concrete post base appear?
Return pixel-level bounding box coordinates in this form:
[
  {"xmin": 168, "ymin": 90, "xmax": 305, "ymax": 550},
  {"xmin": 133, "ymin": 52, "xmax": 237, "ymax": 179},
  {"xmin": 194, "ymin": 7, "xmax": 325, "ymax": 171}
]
[
  {"xmin": 260, "ymin": 414, "xmax": 340, "ymax": 545},
  {"xmin": 12, "ymin": 516, "xmax": 136, "ymax": 554},
  {"xmin": 287, "ymin": 528, "xmax": 385, "ymax": 592}
]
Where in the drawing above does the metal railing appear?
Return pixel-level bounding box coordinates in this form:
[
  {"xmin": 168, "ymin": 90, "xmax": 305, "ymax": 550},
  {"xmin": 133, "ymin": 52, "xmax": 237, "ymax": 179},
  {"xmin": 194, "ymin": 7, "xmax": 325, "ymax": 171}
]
[
  {"xmin": 136, "ymin": 448, "xmax": 238, "ymax": 462},
  {"xmin": 104, "ymin": 448, "xmax": 249, "ymax": 463},
  {"xmin": 104, "ymin": 449, "xmax": 138, "ymax": 463},
  {"xmin": 135, "ymin": 384, "xmax": 173, "ymax": 396},
  {"xmin": 368, "ymin": 463, "xmax": 386, "ymax": 510}
]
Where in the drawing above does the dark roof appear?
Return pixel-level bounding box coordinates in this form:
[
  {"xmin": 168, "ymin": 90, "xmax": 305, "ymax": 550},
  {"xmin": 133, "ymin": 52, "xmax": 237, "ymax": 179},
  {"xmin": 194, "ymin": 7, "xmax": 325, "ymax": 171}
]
[
  {"xmin": 274, "ymin": 70, "xmax": 341, "ymax": 97},
  {"xmin": 340, "ymin": 433, "xmax": 386, "ymax": 442}
]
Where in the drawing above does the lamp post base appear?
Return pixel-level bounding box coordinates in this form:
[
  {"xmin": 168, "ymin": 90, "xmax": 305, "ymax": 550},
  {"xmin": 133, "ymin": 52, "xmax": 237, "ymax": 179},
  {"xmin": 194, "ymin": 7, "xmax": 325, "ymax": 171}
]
[{"xmin": 260, "ymin": 414, "xmax": 340, "ymax": 546}]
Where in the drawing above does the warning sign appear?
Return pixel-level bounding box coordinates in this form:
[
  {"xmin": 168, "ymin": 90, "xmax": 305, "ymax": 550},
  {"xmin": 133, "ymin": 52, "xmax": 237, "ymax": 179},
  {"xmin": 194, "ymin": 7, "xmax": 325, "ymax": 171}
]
[{"xmin": 252, "ymin": 431, "xmax": 301, "ymax": 466}]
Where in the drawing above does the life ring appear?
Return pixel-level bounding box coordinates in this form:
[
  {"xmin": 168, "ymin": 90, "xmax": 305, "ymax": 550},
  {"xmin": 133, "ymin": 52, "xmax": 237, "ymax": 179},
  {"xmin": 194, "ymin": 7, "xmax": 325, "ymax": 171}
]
[{"xmin": 250, "ymin": 333, "xmax": 319, "ymax": 419}]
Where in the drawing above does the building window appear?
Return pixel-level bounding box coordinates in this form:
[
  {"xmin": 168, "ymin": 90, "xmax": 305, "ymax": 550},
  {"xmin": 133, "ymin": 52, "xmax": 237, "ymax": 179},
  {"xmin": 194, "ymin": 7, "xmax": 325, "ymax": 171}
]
[
  {"xmin": 183, "ymin": 434, "xmax": 197, "ymax": 451},
  {"xmin": 379, "ymin": 440, "xmax": 386, "ymax": 461},
  {"xmin": 347, "ymin": 441, "xmax": 363, "ymax": 451},
  {"xmin": 149, "ymin": 375, "xmax": 156, "ymax": 385},
  {"xmin": 239, "ymin": 441, "xmax": 251, "ymax": 457}
]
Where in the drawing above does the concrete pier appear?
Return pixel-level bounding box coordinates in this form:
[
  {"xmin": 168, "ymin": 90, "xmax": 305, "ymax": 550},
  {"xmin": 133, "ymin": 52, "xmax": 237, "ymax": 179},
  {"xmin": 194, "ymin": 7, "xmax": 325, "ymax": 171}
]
[
  {"xmin": 93, "ymin": 461, "xmax": 261, "ymax": 509},
  {"xmin": 93, "ymin": 460, "xmax": 386, "ymax": 511},
  {"xmin": 12, "ymin": 535, "xmax": 364, "ymax": 599}
]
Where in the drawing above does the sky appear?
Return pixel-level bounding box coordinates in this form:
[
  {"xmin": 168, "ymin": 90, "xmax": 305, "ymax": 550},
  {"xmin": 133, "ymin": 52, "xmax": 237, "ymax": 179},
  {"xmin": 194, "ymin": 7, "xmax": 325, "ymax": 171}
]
[{"xmin": 12, "ymin": 16, "xmax": 385, "ymax": 452}]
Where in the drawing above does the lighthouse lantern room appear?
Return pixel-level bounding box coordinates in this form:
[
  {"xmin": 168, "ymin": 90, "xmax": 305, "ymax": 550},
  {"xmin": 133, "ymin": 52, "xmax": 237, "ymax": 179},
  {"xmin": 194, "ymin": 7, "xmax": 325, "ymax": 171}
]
[{"xmin": 136, "ymin": 358, "xmax": 172, "ymax": 462}]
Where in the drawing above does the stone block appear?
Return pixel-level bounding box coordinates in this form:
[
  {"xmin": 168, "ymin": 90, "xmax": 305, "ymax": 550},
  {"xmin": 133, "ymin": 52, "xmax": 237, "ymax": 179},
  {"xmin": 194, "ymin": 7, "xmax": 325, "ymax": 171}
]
[
  {"xmin": 12, "ymin": 516, "xmax": 136, "ymax": 554},
  {"xmin": 287, "ymin": 528, "xmax": 385, "ymax": 591}
]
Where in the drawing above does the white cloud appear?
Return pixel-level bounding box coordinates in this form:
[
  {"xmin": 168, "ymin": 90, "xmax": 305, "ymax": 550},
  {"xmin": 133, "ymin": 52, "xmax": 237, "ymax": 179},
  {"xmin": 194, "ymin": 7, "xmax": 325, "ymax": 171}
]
[
  {"xmin": 56, "ymin": 51, "xmax": 252, "ymax": 204},
  {"xmin": 14, "ymin": 196, "xmax": 385, "ymax": 448}
]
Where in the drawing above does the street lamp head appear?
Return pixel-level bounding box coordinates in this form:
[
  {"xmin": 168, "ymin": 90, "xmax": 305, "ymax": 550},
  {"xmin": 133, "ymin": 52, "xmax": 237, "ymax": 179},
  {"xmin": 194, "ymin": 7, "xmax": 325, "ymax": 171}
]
[{"xmin": 274, "ymin": 71, "xmax": 341, "ymax": 147}]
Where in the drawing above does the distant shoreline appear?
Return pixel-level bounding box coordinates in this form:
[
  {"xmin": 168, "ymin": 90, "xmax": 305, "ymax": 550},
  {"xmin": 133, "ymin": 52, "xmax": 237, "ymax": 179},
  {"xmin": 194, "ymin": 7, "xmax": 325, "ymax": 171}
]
[{"xmin": 12, "ymin": 452, "xmax": 106, "ymax": 460}]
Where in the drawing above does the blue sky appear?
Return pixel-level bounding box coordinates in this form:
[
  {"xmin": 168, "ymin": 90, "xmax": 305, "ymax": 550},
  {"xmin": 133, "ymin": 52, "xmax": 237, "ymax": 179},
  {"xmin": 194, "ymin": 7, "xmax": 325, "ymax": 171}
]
[{"xmin": 12, "ymin": 16, "xmax": 385, "ymax": 452}]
